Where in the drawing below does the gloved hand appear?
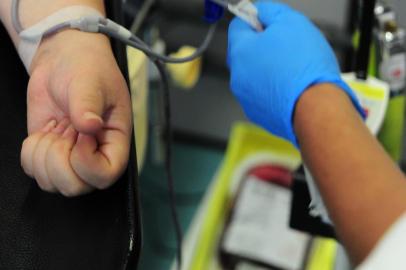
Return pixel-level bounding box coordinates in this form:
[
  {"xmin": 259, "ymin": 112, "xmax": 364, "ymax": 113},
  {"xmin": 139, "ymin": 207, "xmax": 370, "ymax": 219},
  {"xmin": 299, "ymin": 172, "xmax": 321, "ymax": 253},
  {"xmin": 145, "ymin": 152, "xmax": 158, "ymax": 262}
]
[
  {"xmin": 20, "ymin": 30, "xmax": 132, "ymax": 197},
  {"xmin": 227, "ymin": 1, "xmax": 363, "ymax": 146}
]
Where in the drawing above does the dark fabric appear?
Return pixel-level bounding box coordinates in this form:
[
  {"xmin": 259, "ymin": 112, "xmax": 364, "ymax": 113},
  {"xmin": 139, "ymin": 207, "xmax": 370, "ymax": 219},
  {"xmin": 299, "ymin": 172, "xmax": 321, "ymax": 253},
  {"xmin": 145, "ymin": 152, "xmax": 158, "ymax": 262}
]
[
  {"xmin": 0, "ymin": 19, "xmax": 140, "ymax": 270},
  {"xmin": 289, "ymin": 179, "xmax": 336, "ymax": 239}
]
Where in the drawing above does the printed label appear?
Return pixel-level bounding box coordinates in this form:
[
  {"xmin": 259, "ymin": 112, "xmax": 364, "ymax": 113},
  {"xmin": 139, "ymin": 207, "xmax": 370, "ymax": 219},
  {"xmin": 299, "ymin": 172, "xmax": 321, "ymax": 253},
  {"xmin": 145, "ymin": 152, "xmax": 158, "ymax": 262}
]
[
  {"xmin": 380, "ymin": 53, "xmax": 406, "ymax": 92},
  {"xmin": 223, "ymin": 176, "xmax": 310, "ymax": 270}
]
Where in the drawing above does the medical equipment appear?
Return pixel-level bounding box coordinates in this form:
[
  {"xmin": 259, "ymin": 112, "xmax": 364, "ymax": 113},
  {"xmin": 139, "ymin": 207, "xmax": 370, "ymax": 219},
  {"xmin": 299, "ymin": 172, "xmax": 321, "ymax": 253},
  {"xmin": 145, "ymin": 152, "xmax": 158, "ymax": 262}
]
[
  {"xmin": 355, "ymin": 0, "xmax": 377, "ymax": 80},
  {"xmin": 11, "ymin": 0, "xmax": 260, "ymax": 269},
  {"xmin": 375, "ymin": 3, "xmax": 405, "ymax": 94},
  {"xmin": 12, "ymin": 0, "xmax": 261, "ymax": 68},
  {"xmin": 12, "ymin": 2, "xmax": 217, "ymax": 67},
  {"xmin": 210, "ymin": 0, "xmax": 263, "ymax": 31},
  {"xmin": 375, "ymin": 0, "xmax": 406, "ymax": 161}
]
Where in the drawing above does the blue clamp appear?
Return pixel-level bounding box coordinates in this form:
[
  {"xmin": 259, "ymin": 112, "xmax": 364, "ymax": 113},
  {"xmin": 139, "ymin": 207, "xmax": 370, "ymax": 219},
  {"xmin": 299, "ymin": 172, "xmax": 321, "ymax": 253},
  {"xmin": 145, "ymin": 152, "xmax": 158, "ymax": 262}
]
[{"xmin": 204, "ymin": 0, "xmax": 224, "ymax": 23}]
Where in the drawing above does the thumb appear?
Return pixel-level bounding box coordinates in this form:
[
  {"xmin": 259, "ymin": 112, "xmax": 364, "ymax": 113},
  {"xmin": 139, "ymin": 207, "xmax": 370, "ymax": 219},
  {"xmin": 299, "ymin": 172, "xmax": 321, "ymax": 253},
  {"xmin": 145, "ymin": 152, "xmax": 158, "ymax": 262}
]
[
  {"xmin": 68, "ymin": 77, "xmax": 105, "ymax": 134},
  {"xmin": 256, "ymin": 1, "xmax": 293, "ymax": 27}
]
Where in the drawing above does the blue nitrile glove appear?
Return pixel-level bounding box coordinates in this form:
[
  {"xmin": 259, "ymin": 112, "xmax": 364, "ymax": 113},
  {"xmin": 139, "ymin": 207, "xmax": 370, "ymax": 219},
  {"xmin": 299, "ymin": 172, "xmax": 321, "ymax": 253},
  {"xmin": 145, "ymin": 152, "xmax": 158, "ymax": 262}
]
[{"xmin": 227, "ymin": 1, "xmax": 364, "ymax": 146}]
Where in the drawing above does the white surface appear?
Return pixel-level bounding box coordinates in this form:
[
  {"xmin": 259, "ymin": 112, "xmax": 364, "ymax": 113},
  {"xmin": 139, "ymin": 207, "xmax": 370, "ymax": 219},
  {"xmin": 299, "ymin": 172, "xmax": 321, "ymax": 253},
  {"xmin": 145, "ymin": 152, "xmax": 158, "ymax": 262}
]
[
  {"xmin": 380, "ymin": 53, "xmax": 406, "ymax": 92},
  {"xmin": 228, "ymin": 0, "xmax": 262, "ymax": 31},
  {"xmin": 229, "ymin": 152, "xmax": 302, "ymax": 199},
  {"xmin": 357, "ymin": 211, "xmax": 406, "ymax": 270},
  {"xmin": 343, "ymin": 73, "xmax": 390, "ymax": 135},
  {"xmin": 305, "ymin": 166, "xmax": 332, "ymax": 224},
  {"xmin": 223, "ymin": 176, "xmax": 310, "ymax": 270},
  {"xmin": 172, "ymin": 153, "xmax": 302, "ymax": 270}
]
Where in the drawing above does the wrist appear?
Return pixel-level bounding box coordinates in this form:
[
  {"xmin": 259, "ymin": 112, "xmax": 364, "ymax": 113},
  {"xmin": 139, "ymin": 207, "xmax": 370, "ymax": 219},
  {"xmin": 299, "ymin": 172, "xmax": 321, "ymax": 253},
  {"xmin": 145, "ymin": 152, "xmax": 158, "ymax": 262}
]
[
  {"xmin": 294, "ymin": 83, "xmax": 360, "ymax": 141},
  {"xmin": 13, "ymin": 0, "xmax": 108, "ymax": 73},
  {"xmin": 30, "ymin": 29, "xmax": 111, "ymax": 74}
]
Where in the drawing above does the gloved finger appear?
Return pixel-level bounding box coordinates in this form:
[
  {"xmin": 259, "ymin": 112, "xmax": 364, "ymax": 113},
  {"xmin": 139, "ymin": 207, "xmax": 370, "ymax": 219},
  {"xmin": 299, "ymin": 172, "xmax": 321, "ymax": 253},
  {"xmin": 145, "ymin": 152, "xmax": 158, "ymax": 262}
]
[
  {"xmin": 227, "ymin": 16, "xmax": 257, "ymax": 68},
  {"xmin": 46, "ymin": 125, "xmax": 94, "ymax": 197},
  {"xmin": 21, "ymin": 119, "xmax": 56, "ymax": 177},
  {"xmin": 68, "ymin": 76, "xmax": 106, "ymax": 135},
  {"xmin": 70, "ymin": 129, "xmax": 130, "ymax": 190},
  {"xmin": 31, "ymin": 119, "xmax": 70, "ymax": 192},
  {"xmin": 228, "ymin": 16, "xmax": 257, "ymax": 44},
  {"xmin": 256, "ymin": 1, "xmax": 293, "ymax": 27}
]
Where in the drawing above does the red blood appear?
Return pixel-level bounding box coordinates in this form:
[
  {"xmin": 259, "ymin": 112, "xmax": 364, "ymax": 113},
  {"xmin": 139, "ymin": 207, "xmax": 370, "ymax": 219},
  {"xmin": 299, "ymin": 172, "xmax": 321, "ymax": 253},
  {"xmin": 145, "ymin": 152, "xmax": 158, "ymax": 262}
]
[
  {"xmin": 392, "ymin": 68, "xmax": 403, "ymax": 78},
  {"xmin": 249, "ymin": 165, "xmax": 293, "ymax": 187}
]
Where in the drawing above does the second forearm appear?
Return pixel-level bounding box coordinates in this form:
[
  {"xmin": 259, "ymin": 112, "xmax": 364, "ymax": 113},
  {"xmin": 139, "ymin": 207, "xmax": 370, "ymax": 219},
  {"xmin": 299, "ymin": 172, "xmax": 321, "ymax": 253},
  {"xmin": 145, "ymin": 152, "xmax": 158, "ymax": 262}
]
[{"xmin": 294, "ymin": 84, "xmax": 406, "ymax": 265}]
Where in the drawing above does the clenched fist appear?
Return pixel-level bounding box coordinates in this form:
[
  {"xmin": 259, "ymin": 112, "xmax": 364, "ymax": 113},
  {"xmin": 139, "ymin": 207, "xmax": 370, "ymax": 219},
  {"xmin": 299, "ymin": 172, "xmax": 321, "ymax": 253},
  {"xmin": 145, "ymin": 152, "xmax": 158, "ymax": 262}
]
[{"xmin": 20, "ymin": 30, "xmax": 132, "ymax": 197}]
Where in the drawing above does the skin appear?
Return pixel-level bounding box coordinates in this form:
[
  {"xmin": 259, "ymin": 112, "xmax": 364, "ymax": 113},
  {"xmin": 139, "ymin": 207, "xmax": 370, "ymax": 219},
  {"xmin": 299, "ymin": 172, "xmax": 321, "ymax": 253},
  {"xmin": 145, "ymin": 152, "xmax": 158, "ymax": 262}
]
[
  {"xmin": 2, "ymin": 0, "xmax": 406, "ymax": 266},
  {"xmin": 0, "ymin": 0, "xmax": 132, "ymax": 196},
  {"xmin": 295, "ymin": 83, "xmax": 406, "ymax": 265}
]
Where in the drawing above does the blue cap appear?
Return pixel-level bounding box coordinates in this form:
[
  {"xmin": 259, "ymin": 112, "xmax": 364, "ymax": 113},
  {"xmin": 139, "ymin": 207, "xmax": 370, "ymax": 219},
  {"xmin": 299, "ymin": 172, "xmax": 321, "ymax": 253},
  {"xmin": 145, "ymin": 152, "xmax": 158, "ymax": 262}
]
[{"xmin": 204, "ymin": 0, "xmax": 224, "ymax": 23}]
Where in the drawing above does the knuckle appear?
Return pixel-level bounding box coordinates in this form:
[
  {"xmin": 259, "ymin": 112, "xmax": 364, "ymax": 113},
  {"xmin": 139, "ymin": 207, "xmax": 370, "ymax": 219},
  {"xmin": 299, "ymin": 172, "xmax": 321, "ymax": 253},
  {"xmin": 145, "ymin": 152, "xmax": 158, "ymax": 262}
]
[
  {"xmin": 93, "ymin": 176, "xmax": 114, "ymax": 190},
  {"xmin": 60, "ymin": 188, "xmax": 78, "ymax": 197},
  {"xmin": 92, "ymin": 168, "xmax": 121, "ymax": 190},
  {"xmin": 35, "ymin": 178, "xmax": 54, "ymax": 193},
  {"xmin": 21, "ymin": 165, "xmax": 32, "ymax": 177},
  {"xmin": 60, "ymin": 183, "xmax": 88, "ymax": 198},
  {"xmin": 21, "ymin": 138, "xmax": 30, "ymax": 149},
  {"xmin": 22, "ymin": 135, "xmax": 36, "ymax": 149},
  {"xmin": 20, "ymin": 149, "xmax": 30, "ymax": 170}
]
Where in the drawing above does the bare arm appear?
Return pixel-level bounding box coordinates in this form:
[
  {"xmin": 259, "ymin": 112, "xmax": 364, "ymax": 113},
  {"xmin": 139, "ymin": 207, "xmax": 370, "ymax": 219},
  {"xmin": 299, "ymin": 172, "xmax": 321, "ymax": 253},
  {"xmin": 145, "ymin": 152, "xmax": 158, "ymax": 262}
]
[
  {"xmin": 0, "ymin": 0, "xmax": 132, "ymax": 196},
  {"xmin": 0, "ymin": 0, "xmax": 108, "ymax": 72},
  {"xmin": 294, "ymin": 83, "xmax": 406, "ymax": 265},
  {"xmin": 227, "ymin": 1, "xmax": 406, "ymax": 266}
]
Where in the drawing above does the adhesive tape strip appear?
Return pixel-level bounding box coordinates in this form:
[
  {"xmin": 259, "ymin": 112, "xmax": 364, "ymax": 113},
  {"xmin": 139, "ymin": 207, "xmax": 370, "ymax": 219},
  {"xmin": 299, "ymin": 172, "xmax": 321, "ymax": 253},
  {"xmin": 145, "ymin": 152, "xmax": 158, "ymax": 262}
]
[{"xmin": 18, "ymin": 6, "xmax": 103, "ymax": 72}]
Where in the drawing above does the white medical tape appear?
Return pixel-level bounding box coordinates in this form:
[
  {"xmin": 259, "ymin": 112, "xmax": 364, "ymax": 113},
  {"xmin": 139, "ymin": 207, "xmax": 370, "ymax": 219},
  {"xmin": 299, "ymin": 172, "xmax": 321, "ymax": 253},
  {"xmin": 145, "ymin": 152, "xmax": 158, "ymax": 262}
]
[{"xmin": 18, "ymin": 6, "xmax": 103, "ymax": 72}]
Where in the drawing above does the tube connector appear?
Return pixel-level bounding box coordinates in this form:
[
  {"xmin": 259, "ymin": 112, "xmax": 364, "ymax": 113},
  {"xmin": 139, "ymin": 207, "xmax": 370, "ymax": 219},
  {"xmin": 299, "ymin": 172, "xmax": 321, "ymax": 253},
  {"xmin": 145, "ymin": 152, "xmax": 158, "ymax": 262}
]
[
  {"xmin": 70, "ymin": 15, "xmax": 102, "ymax": 33},
  {"xmin": 204, "ymin": 0, "xmax": 225, "ymax": 23}
]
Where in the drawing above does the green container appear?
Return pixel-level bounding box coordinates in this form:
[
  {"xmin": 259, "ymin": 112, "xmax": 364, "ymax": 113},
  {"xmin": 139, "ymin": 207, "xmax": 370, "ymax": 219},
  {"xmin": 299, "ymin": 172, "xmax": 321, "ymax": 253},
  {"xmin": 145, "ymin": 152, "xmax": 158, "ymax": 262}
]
[{"xmin": 378, "ymin": 95, "xmax": 405, "ymax": 162}]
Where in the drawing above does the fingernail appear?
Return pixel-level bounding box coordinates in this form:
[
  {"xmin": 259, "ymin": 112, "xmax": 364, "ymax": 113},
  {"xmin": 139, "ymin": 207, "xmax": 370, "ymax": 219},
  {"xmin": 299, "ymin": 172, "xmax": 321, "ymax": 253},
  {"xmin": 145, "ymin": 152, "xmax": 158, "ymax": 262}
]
[
  {"xmin": 84, "ymin": 112, "xmax": 103, "ymax": 124},
  {"xmin": 42, "ymin": 120, "xmax": 57, "ymax": 132}
]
